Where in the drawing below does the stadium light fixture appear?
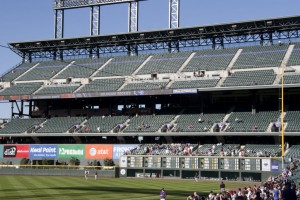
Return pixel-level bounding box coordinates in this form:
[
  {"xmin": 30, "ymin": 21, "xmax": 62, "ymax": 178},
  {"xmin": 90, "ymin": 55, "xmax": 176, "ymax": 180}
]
[
  {"xmin": 231, "ymin": 24, "xmax": 237, "ymax": 30},
  {"xmin": 199, "ymin": 28, "xmax": 204, "ymax": 33},
  {"xmin": 267, "ymin": 21, "xmax": 273, "ymax": 26}
]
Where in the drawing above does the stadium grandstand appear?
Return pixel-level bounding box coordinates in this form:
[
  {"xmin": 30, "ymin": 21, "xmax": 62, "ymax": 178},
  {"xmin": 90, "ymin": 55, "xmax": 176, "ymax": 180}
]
[{"xmin": 1, "ymin": 1, "xmax": 300, "ymax": 193}]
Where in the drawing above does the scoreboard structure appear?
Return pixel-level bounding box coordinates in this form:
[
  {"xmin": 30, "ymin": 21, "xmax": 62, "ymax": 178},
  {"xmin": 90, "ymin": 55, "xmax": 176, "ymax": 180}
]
[{"xmin": 119, "ymin": 156, "xmax": 282, "ymax": 181}]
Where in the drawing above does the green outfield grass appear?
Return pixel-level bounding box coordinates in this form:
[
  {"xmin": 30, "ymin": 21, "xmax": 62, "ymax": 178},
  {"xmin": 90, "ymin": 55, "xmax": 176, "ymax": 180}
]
[{"xmin": 0, "ymin": 176, "xmax": 254, "ymax": 200}]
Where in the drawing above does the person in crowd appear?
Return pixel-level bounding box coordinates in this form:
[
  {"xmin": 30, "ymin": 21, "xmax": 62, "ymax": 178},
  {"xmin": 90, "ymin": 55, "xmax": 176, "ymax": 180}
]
[
  {"xmin": 193, "ymin": 192, "xmax": 200, "ymax": 200},
  {"xmin": 194, "ymin": 172, "xmax": 199, "ymax": 182},
  {"xmin": 84, "ymin": 169, "xmax": 89, "ymax": 180},
  {"xmin": 220, "ymin": 181, "xmax": 225, "ymax": 193},
  {"xmin": 231, "ymin": 190, "xmax": 237, "ymax": 200},
  {"xmin": 160, "ymin": 188, "xmax": 166, "ymax": 200},
  {"xmin": 94, "ymin": 170, "xmax": 98, "ymax": 180},
  {"xmin": 273, "ymin": 185, "xmax": 280, "ymax": 200},
  {"xmin": 186, "ymin": 193, "xmax": 194, "ymax": 200},
  {"xmin": 281, "ymin": 181, "xmax": 297, "ymax": 200}
]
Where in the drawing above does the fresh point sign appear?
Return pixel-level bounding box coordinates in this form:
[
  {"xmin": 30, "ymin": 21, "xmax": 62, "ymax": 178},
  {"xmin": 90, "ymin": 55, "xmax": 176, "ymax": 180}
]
[{"xmin": 58, "ymin": 145, "xmax": 85, "ymax": 158}]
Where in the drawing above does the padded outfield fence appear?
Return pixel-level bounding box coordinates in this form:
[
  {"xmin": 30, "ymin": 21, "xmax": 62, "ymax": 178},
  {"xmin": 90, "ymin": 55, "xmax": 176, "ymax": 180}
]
[{"xmin": 0, "ymin": 165, "xmax": 118, "ymax": 177}]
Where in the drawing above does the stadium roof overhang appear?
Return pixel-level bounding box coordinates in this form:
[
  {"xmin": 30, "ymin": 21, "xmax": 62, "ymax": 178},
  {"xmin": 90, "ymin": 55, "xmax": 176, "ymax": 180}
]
[{"xmin": 8, "ymin": 15, "xmax": 300, "ymax": 58}]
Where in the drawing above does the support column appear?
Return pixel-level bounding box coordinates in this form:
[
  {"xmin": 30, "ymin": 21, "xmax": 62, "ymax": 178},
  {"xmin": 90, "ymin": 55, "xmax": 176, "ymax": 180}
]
[
  {"xmin": 168, "ymin": 0, "xmax": 180, "ymax": 53},
  {"xmin": 269, "ymin": 32, "xmax": 273, "ymax": 45},
  {"xmin": 54, "ymin": 9, "xmax": 64, "ymax": 39},
  {"xmin": 169, "ymin": 0, "xmax": 180, "ymax": 29},
  {"xmin": 10, "ymin": 101, "xmax": 14, "ymax": 119},
  {"xmin": 20, "ymin": 100, "xmax": 24, "ymax": 117},
  {"xmin": 128, "ymin": 1, "xmax": 139, "ymax": 55},
  {"xmin": 22, "ymin": 52, "xmax": 26, "ymax": 63},
  {"xmin": 90, "ymin": 6, "xmax": 100, "ymax": 36},
  {"xmin": 260, "ymin": 34, "xmax": 264, "ymax": 46},
  {"xmin": 212, "ymin": 38, "xmax": 216, "ymax": 50},
  {"xmin": 128, "ymin": 1, "xmax": 138, "ymax": 33},
  {"xmin": 28, "ymin": 52, "xmax": 32, "ymax": 63}
]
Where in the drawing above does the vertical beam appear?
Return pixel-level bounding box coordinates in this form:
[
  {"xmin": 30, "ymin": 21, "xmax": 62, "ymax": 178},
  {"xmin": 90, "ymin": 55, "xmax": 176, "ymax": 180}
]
[
  {"xmin": 269, "ymin": 32, "xmax": 273, "ymax": 45},
  {"xmin": 54, "ymin": 9, "xmax": 64, "ymax": 39},
  {"xmin": 169, "ymin": 0, "xmax": 180, "ymax": 29},
  {"xmin": 22, "ymin": 52, "xmax": 26, "ymax": 63},
  {"xmin": 260, "ymin": 34, "xmax": 264, "ymax": 46},
  {"xmin": 128, "ymin": 1, "xmax": 139, "ymax": 55},
  {"xmin": 90, "ymin": 6, "xmax": 100, "ymax": 36},
  {"xmin": 10, "ymin": 101, "xmax": 14, "ymax": 119},
  {"xmin": 128, "ymin": 1, "xmax": 138, "ymax": 32}
]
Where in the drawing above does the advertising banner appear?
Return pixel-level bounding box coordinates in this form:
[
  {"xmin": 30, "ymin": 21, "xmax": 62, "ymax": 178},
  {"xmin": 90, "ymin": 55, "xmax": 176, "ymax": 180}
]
[
  {"xmin": 119, "ymin": 156, "xmax": 128, "ymax": 168},
  {"xmin": 261, "ymin": 158, "xmax": 271, "ymax": 171},
  {"xmin": 3, "ymin": 145, "xmax": 29, "ymax": 158},
  {"xmin": 271, "ymin": 163, "xmax": 280, "ymax": 172},
  {"xmin": 58, "ymin": 144, "xmax": 85, "ymax": 158},
  {"xmin": 86, "ymin": 144, "xmax": 113, "ymax": 159},
  {"xmin": 29, "ymin": 145, "xmax": 57, "ymax": 159},
  {"xmin": 0, "ymin": 145, "xmax": 2, "ymax": 159},
  {"xmin": 113, "ymin": 144, "xmax": 139, "ymax": 159}
]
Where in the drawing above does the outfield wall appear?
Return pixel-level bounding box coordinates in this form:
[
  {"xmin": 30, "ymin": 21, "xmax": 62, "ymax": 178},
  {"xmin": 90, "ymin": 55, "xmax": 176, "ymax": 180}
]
[
  {"xmin": 0, "ymin": 144, "xmax": 284, "ymax": 181},
  {"xmin": 0, "ymin": 144, "xmax": 139, "ymax": 166},
  {"xmin": 119, "ymin": 155, "xmax": 283, "ymax": 182},
  {"xmin": 0, "ymin": 165, "xmax": 117, "ymax": 177}
]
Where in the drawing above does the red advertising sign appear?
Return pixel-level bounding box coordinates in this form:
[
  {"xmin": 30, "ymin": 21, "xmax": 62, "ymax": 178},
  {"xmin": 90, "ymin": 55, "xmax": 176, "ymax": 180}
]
[
  {"xmin": 85, "ymin": 144, "xmax": 113, "ymax": 159},
  {"xmin": 3, "ymin": 145, "xmax": 29, "ymax": 158}
]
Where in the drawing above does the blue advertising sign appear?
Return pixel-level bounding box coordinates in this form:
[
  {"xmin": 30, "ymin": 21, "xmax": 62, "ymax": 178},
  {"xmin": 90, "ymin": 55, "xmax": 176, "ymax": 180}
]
[
  {"xmin": 0, "ymin": 145, "xmax": 2, "ymax": 159},
  {"xmin": 29, "ymin": 145, "xmax": 57, "ymax": 159},
  {"xmin": 271, "ymin": 163, "xmax": 279, "ymax": 172},
  {"xmin": 113, "ymin": 144, "xmax": 139, "ymax": 159}
]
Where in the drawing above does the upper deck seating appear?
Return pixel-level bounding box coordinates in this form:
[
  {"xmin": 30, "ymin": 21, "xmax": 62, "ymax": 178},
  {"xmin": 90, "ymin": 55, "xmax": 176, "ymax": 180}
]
[
  {"xmin": 175, "ymin": 108, "xmax": 225, "ymax": 132},
  {"xmin": 285, "ymin": 145, "xmax": 300, "ymax": 161},
  {"xmin": 279, "ymin": 73, "xmax": 300, "ymax": 85},
  {"xmin": 36, "ymin": 116, "xmax": 85, "ymax": 133},
  {"xmin": 17, "ymin": 61, "xmax": 69, "ymax": 81},
  {"xmin": 137, "ymin": 52, "xmax": 191, "ymax": 74},
  {"xmin": 225, "ymin": 110, "xmax": 279, "ymax": 132},
  {"xmin": 124, "ymin": 114, "xmax": 176, "ymax": 132},
  {"xmin": 0, "ymin": 62, "xmax": 36, "ymax": 82},
  {"xmin": 287, "ymin": 43, "xmax": 300, "ymax": 66},
  {"xmin": 0, "ymin": 82, "xmax": 42, "ymax": 96},
  {"xmin": 0, "ymin": 118, "xmax": 45, "ymax": 134},
  {"xmin": 232, "ymin": 45, "xmax": 287, "ymax": 69},
  {"xmin": 243, "ymin": 144, "xmax": 281, "ymax": 157},
  {"xmin": 95, "ymin": 55, "xmax": 147, "ymax": 77},
  {"xmin": 170, "ymin": 78, "xmax": 219, "ymax": 89},
  {"xmin": 55, "ymin": 58, "xmax": 109, "ymax": 79},
  {"xmin": 182, "ymin": 48, "xmax": 237, "ymax": 72},
  {"xmin": 122, "ymin": 80, "xmax": 169, "ymax": 91},
  {"xmin": 222, "ymin": 70, "xmax": 276, "ymax": 87},
  {"xmin": 285, "ymin": 110, "xmax": 300, "ymax": 132},
  {"xmin": 78, "ymin": 78, "xmax": 124, "ymax": 93},
  {"xmin": 83, "ymin": 115, "xmax": 128, "ymax": 133},
  {"xmin": 35, "ymin": 84, "xmax": 80, "ymax": 95}
]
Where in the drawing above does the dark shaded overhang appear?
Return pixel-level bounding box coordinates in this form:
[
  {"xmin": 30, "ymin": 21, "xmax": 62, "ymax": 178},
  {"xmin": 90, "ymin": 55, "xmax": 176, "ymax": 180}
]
[{"xmin": 9, "ymin": 15, "xmax": 300, "ymax": 57}]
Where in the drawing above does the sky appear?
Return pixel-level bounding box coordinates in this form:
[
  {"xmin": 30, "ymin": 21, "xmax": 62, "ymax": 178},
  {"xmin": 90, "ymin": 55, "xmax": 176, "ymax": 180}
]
[{"xmin": 1, "ymin": 0, "xmax": 300, "ymax": 118}]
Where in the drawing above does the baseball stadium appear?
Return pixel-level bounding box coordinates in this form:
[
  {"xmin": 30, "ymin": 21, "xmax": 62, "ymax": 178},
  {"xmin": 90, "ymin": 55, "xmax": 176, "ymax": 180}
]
[{"xmin": 0, "ymin": 0, "xmax": 300, "ymax": 199}]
